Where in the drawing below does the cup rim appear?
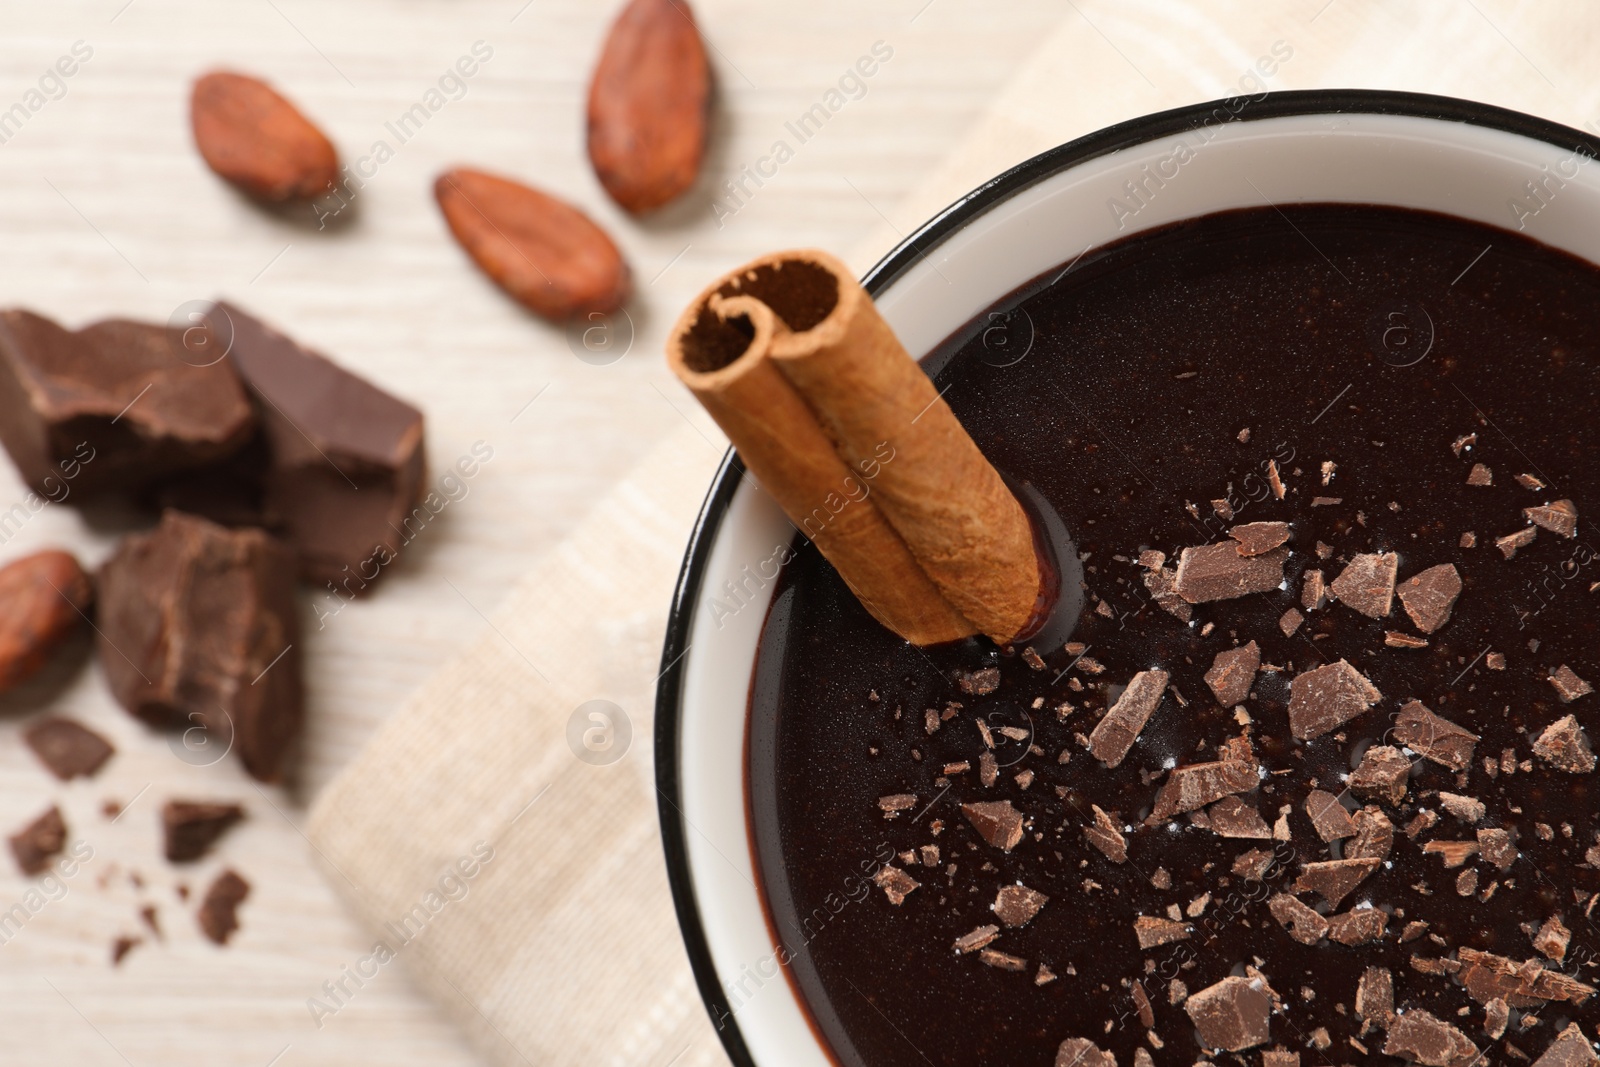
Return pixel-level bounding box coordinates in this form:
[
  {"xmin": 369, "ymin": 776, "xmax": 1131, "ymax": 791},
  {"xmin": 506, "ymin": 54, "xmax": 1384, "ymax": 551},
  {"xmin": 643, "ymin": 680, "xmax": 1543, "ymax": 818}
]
[{"xmin": 652, "ymin": 87, "xmax": 1600, "ymax": 1067}]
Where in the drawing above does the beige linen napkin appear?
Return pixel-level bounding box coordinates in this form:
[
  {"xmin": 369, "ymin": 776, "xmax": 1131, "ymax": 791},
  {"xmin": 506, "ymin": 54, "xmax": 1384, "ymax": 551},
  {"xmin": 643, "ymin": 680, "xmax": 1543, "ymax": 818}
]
[{"xmin": 308, "ymin": 5, "xmax": 1600, "ymax": 1065}]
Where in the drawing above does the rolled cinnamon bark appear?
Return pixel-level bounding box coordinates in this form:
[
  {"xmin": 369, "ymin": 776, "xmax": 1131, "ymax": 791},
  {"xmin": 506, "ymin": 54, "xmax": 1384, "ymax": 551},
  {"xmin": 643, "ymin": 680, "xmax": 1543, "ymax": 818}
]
[{"xmin": 666, "ymin": 250, "xmax": 1044, "ymax": 645}]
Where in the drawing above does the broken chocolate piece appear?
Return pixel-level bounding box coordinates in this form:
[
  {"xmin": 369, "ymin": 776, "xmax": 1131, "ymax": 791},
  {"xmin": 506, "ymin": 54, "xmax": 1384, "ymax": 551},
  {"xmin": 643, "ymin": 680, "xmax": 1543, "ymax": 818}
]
[
  {"xmin": 1393, "ymin": 700, "xmax": 1479, "ymax": 771},
  {"xmin": 111, "ymin": 935, "xmax": 141, "ymax": 966},
  {"xmin": 1084, "ymin": 804, "xmax": 1127, "ymax": 863},
  {"xmin": 992, "ymin": 884, "xmax": 1048, "ymax": 927},
  {"xmin": 1484, "ymin": 997, "xmax": 1510, "ymax": 1040},
  {"xmin": 1457, "ymin": 947, "xmax": 1597, "ymax": 1007},
  {"xmin": 1229, "ymin": 521, "xmax": 1290, "ymax": 557},
  {"xmin": 1383, "ymin": 1008, "xmax": 1479, "ymax": 1066},
  {"xmin": 873, "ymin": 865, "xmax": 920, "ymax": 905},
  {"xmin": 1349, "ymin": 745, "xmax": 1412, "ymax": 804},
  {"xmin": 1533, "ymin": 915, "xmax": 1571, "ymax": 962},
  {"xmin": 1140, "ymin": 558, "xmax": 1192, "ymax": 622},
  {"xmin": 1549, "ymin": 665, "xmax": 1593, "ymax": 703},
  {"xmin": 1185, "ymin": 975, "xmax": 1272, "ymax": 1052},
  {"xmin": 957, "ymin": 667, "xmax": 1000, "ymax": 696},
  {"xmin": 1438, "ymin": 792, "xmax": 1485, "ymax": 823},
  {"xmin": 1468, "ymin": 463, "xmax": 1493, "ymax": 486},
  {"xmin": 1301, "ymin": 569, "xmax": 1327, "ymax": 611},
  {"xmin": 1204, "ymin": 641, "xmax": 1260, "ymax": 707},
  {"xmin": 1133, "ymin": 915, "xmax": 1190, "ymax": 948},
  {"xmin": 1232, "ymin": 848, "xmax": 1276, "ymax": 881},
  {"xmin": 1268, "ymin": 892, "xmax": 1328, "ymax": 944},
  {"xmin": 1330, "ymin": 551, "xmax": 1398, "ymax": 618},
  {"xmin": 1498, "ymin": 527, "xmax": 1537, "ymax": 558},
  {"xmin": 1532, "ymin": 1023, "xmax": 1599, "ymax": 1066},
  {"xmin": 198, "ymin": 868, "xmax": 250, "ymax": 944},
  {"xmin": 978, "ymin": 948, "xmax": 1027, "ymax": 971},
  {"xmin": 0, "ymin": 310, "xmax": 255, "ymax": 497},
  {"xmin": 1262, "ymin": 1050, "xmax": 1298, "ymax": 1067},
  {"xmin": 1397, "ymin": 563, "xmax": 1463, "ymax": 633},
  {"xmin": 1525, "ymin": 500, "xmax": 1578, "ymax": 538},
  {"xmin": 23, "ymin": 717, "xmax": 113, "ymax": 780},
  {"xmin": 1295, "ymin": 858, "xmax": 1379, "ymax": 907},
  {"xmin": 1357, "ymin": 967, "xmax": 1395, "ymax": 1029},
  {"xmin": 97, "ymin": 511, "xmax": 302, "ymax": 782},
  {"xmin": 1326, "ymin": 906, "xmax": 1387, "ymax": 945},
  {"xmin": 1087, "ymin": 669, "xmax": 1168, "ymax": 767},
  {"xmin": 1278, "ymin": 607, "xmax": 1303, "ymax": 636},
  {"xmin": 1207, "ymin": 796, "xmax": 1272, "ymax": 839},
  {"xmin": 1173, "ymin": 543, "xmax": 1289, "ymax": 604},
  {"xmin": 1423, "ymin": 840, "xmax": 1480, "ymax": 868},
  {"xmin": 963, "ymin": 800, "xmax": 1024, "ymax": 851},
  {"xmin": 209, "ymin": 301, "xmax": 427, "ymax": 587},
  {"xmin": 1150, "ymin": 745, "xmax": 1258, "ymax": 820},
  {"xmin": 1304, "ymin": 789, "xmax": 1357, "ymax": 841},
  {"xmin": 1386, "ymin": 632, "xmax": 1430, "ymax": 648},
  {"xmin": 877, "ymin": 793, "xmax": 917, "ymax": 817},
  {"xmin": 162, "ymin": 800, "xmax": 245, "ymax": 863},
  {"xmin": 953, "ymin": 924, "xmax": 999, "ymax": 954},
  {"xmin": 1532, "ymin": 715, "xmax": 1596, "ymax": 773},
  {"xmin": 1287, "ymin": 659, "xmax": 1381, "ymax": 740},
  {"xmin": 9, "ymin": 805, "xmax": 66, "ymax": 875},
  {"xmin": 1478, "ymin": 827, "xmax": 1517, "ymax": 871},
  {"xmin": 1054, "ymin": 1038, "xmax": 1115, "ymax": 1067}
]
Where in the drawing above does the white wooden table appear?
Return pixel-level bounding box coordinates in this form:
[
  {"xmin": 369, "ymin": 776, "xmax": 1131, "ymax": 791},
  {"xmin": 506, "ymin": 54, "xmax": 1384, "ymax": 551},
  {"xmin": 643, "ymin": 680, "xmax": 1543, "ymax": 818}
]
[{"xmin": 0, "ymin": 1, "xmax": 1064, "ymax": 1063}]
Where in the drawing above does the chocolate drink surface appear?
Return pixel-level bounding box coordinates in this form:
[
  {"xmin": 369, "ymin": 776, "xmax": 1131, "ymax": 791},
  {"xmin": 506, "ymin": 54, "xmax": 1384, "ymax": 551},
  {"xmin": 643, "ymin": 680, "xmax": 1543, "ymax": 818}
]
[{"xmin": 749, "ymin": 205, "xmax": 1600, "ymax": 1065}]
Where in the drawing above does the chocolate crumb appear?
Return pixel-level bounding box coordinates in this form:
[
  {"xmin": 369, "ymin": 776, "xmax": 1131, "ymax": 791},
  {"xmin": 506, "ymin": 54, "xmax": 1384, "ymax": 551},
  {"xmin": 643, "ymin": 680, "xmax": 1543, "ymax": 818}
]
[
  {"xmin": 1387, "ymin": 632, "xmax": 1430, "ymax": 648},
  {"xmin": 9, "ymin": 805, "xmax": 66, "ymax": 876},
  {"xmin": 1461, "ymin": 532, "xmax": 1477, "ymax": 548},
  {"xmin": 1532, "ymin": 715, "xmax": 1596, "ymax": 773},
  {"xmin": 878, "ymin": 793, "xmax": 918, "ymax": 818},
  {"xmin": 198, "ymin": 868, "xmax": 250, "ymax": 945},
  {"xmin": 979, "ymin": 751, "xmax": 999, "ymax": 787},
  {"xmin": 1517, "ymin": 473, "xmax": 1548, "ymax": 490},
  {"xmin": 1302, "ymin": 570, "xmax": 1327, "ymax": 611},
  {"xmin": 111, "ymin": 935, "xmax": 141, "ymax": 966},
  {"xmin": 1022, "ymin": 646, "xmax": 1046, "ymax": 671},
  {"xmin": 1468, "ymin": 463, "xmax": 1493, "ymax": 486},
  {"xmin": 1423, "ymin": 840, "xmax": 1481, "ymax": 868},
  {"xmin": 953, "ymin": 924, "xmax": 1000, "ymax": 954},
  {"xmin": 1288, "ymin": 660, "xmax": 1381, "ymax": 740},
  {"xmin": 993, "ymin": 884, "xmax": 1049, "ymax": 927},
  {"xmin": 1453, "ymin": 433, "xmax": 1478, "ymax": 456},
  {"xmin": 1485, "ymin": 998, "xmax": 1510, "ymax": 1040},
  {"xmin": 1397, "ymin": 563, "xmax": 1463, "ymax": 633},
  {"xmin": 1312, "ymin": 496, "xmax": 1342, "ymax": 506},
  {"xmin": 140, "ymin": 904, "xmax": 160, "ymax": 939},
  {"xmin": 1267, "ymin": 460, "xmax": 1286, "ymax": 500},
  {"xmin": 1327, "ymin": 907, "xmax": 1388, "ymax": 945},
  {"xmin": 1230, "ymin": 521, "xmax": 1291, "ymax": 557},
  {"xmin": 1035, "ymin": 964, "xmax": 1056, "ymax": 986},
  {"xmin": 1349, "ymin": 745, "xmax": 1412, "ymax": 804},
  {"xmin": 1151, "ymin": 867, "xmax": 1172, "ymax": 890},
  {"xmin": 1357, "ymin": 967, "xmax": 1395, "ymax": 1028},
  {"xmin": 1185, "ymin": 975, "xmax": 1273, "ymax": 1051},
  {"xmin": 23, "ymin": 718, "xmax": 114, "ymax": 780},
  {"xmin": 1085, "ymin": 805, "xmax": 1128, "ymax": 863},
  {"xmin": 873, "ymin": 865, "xmax": 921, "ymax": 905},
  {"xmin": 1438, "ymin": 792, "xmax": 1486, "ymax": 824},
  {"xmin": 963, "ymin": 800, "xmax": 1025, "ymax": 851},
  {"xmin": 1330, "ymin": 552, "xmax": 1399, "ymax": 618},
  {"xmin": 1232, "ymin": 848, "xmax": 1276, "ymax": 881},
  {"xmin": 1204, "ymin": 642, "xmax": 1260, "ymax": 707},
  {"xmin": 1549, "ymin": 666, "xmax": 1593, "ymax": 703},
  {"xmin": 1498, "ymin": 527, "xmax": 1538, "ymax": 559},
  {"xmin": 1087, "ymin": 670, "xmax": 1168, "ymax": 767}
]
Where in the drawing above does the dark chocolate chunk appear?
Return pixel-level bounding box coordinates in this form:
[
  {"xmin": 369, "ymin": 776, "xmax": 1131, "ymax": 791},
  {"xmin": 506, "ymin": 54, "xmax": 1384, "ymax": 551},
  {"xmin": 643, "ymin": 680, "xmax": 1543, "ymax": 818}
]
[
  {"xmin": 1457, "ymin": 948, "xmax": 1596, "ymax": 1007},
  {"xmin": 1229, "ymin": 521, "xmax": 1290, "ymax": 557},
  {"xmin": 1133, "ymin": 915, "xmax": 1190, "ymax": 949},
  {"xmin": 1084, "ymin": 804, "xmax": 1127, "ymax": 863},
  {"xmin": 1304, "ymin": 788, "xmax": 1357, "ymax": 841},
  {"xmin": 1532, "ymin": 1023, "xmax": 1599, "ymax": 1066},
  {"xmin": 1348, "ymin": 806, "xmax": 1395, "ymax": 862},
  {"xmin": 1268, "ymin": 892, "xmax": 1328, "ymax": 944},
  {"xmin": 1397, "ymin": 563, "xmax": 1463, "ymax": 633},
  {"xmin": 23, "ymin": 717, "xmax": 114, "ymax": 780},
  {"xmin": 1173, "ymin": 543, "xmax": 1288, "ymax": 604},
  {"xmin": 1185, "ymin": 975, "xmax": 1272, "ymax": 1052},
  {"xmin": 1287, "ymin": 659, "xmax": 1381, "ymax": 740},
  {"xmin": 1295, "ymin": 858, "xmax": 1379, "ymax": 908},
  {"xmin": 1150, "ymin": 741, "xmax": 1258, "ymax": 820},
  {"xmin": 1326, "ymin": 907, "xmax": 1387, "ymax": 945},
  {"xmin": 198, "ymin": 868, "xmax": 250, "ymax": 944},
  {"xmin": 1525, "ymin": 500, "xmax": 1578, "ymax": 538},
  {"xmin": 1207, "ymin": 796, "xmax": 1272, "ymax": 839},
  {"xmin": 953, "ymin": 924, "xmax": 999, "ymax": 954},
  {"xmin": 1087, "ymin": 669, "xmax": 1167, "ymax": 767},
  {"xmin": 1204, "ymin": 641, "xmax": 1259, "ymax": 706},
  {"xmin": 1356, "ymin": 967, "xmax": 1395, "ymax": 1028},
  {"xmin": 210, "ymin": 301, "xmax": 427, "ymax": 587},
  {"xmin": 1532, "ymin": 715, "xmax": 1597, "ymax": 773},
  {"xmin": 1330, "ymin": 551, "xmax": 1398, "ymax": 618},
  {"xmin": 1138, "ymin": 553, "xmax": 1192, "ymax": 623},
  {"xmin": 957, "ymin": 667, "xmax": 1000, "ymax": 695},
  {"xmin": 1232, "ymin": 848, "xmax": 1276, "ymax": 881},
  {"xmin": 162, "ymin": 800, "xmax": 245, "ymax": 863},
  {"xmin": 97, "ymin": 510, "xmax": 302, "ymax": 782},
  {"xmin": 873, "ymin": 866, "xmax": 919, "ymax": 905},
  {"xmin": 992, "ymin": 884, "xmax": 1048, "ymax": 928},
  {"xmin": 0, "ymin": 550, "xmax": 94, "ymax": 692},
  {"xmin": 111, "ymin": 935, "xmax": 141, "ymax": 966},
  {"xmin": 0, "ymin": 310, "xmax": 254, "ymax": 497},
  {"xmin": 1393, "ymin": 701, "xmax": 1479, "ymax": 771},
  {"xmin": 1533, "ymin": 915, "xmax": 1571, "ymax": 962},
  {"xmin": 1055, "ymin": 1038, "xmax": 1115, "ymax": 1067},
  {"xmin": 1498, "ymin": 526, "xmax": 1538, "ymax": 558},
  {"xmin": 1549, "ymin": 665, "xmax": 1594, "ymax": 703},
  {"xmin": 1478, "ymin": 827, "xmax": 1517, "ymax": 871},
  {"xmin": 1349, "ymin": 745, "xmax": 1412, "ymax": 804},
  {"xmin": 9, "ymin": 804, "xmax": 66, "ymax": 875},
  {"xmin": 1383, "ymin": 1008, "xmax": 1479, "ymax": 1066},
  {"xmin": 963, "ymin": 800, "xmax": 1024, "ymax": 852}
]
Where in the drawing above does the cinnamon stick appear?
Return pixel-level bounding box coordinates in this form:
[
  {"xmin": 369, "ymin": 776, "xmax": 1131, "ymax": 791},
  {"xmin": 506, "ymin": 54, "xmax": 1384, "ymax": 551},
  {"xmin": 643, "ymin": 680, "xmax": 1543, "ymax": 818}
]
[{"xmin": 666, "ymin": 250, "xmax": 1044, "ymax": 645}]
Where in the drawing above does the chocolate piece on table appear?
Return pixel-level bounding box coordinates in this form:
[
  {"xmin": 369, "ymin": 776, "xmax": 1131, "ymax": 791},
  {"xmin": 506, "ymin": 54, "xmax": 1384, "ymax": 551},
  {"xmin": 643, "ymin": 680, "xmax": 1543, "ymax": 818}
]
[
  {"xmin": 992, "ymin": 884, "xmax": 1047, "ymax": 927},
  {"xmin": 963, "ymin": 800, "xmax": 1024, "ymax": 852},
  {"xmin": 1525, "ymin": 500, "xmax": 1578, "ymax": 538},
  {"xmin": 1497, "ymin": 526, "xmax": 1537, "ymax": 558},
  {"xmin": 1326, "ymin": 907, "xmax": 1386, "ymax": 946},
  {"xmin": 1396, "ymin": 563, "xmax": 1462, "ymax": 633},
  {"xmin": 1207, "ymin": 796, "xmax": 1271, "ymax": 839},
  {"xmin": 1203, "ymin": 641, "xmax": 1258, "ymax": 706},
  {"xmin": 1347, "ymin": 806, "xmax": 1394, "ymax": 862},
  {"xmin": 1393, "ymin": 700, "xmax": 1479, "ymax": 771},
  {"xmin": 210, "ymin": 301, "xmax": 427, "ymax": 587},
  {"xmin": 1173, "ymin": 543, "xmax": 1288, "ymax": 604},
  {"xmin": 1287, "ymin": 659, "xmax": 1380, "ymax": 740},
  {"xmin": 953, "ymin": 925, "xmax": 999, "ymax": 953},
  {"xmin": 1294, "ymin": 858, "xmax": 1379, "ymax": 908},
  {"xmin": 1133, "ymin": 915, "xmax": 1189, "ymax": 949},
  {"xmin": 1087, "ymin": 669, "xmax": 1167, "ymax": 767},
  {"xmin": 198, "ymin": 868, "xmax": 250, "ymax": 944},
  {"xmin": 1268, "ymin": 892, "xmax": 1327, "ymax": 944},
  {"xmin": 1477, "ymin": 827, "xmax": 1516, "ymax": 870},
  {"xmin": 0, "ymin": 311, "xmax": 254, "ymax": 497},
  {"xmin": 1304, "ymin": 788, "xmax": 1356, "ymax": 841},
  {"xmin": 1054, "ymin": 1039, "xmax": 1114, "ymax": 1067},
  {"xmin": 1549, "ymin": 665, "xmax": 1594, "ymax": 703},
  {"xmin": 23, "ymin": 717, "xmax": 114, "ymax": 780},
  {"xmin": 1084, "ymin": 804, "xmax": 1126, "ymax": 862},
  {"xmin": 0, "ymin": 549, "xmax": 95, "ymax": 692},
  {"xmin": 1349, "ymin": 745, "xmax": 1412, "ymax": 804},
  {"xmin": 9, "ymin": 805, "xmax": 66, "ymax": 875},
  {"xmin": 163, "ymin": 800, "xmax": 245, "ymax": 862},
  {"xmin": 1228, "ymin": 520, "xmax": 1289, "ymax": 556},
  {"xmin": 1382, "ymin": 1008, "xmax": 1478, "ymax": 1067},
  {"xmin": 97, "ymin": 510, "xmax": 302, "ymax": 782},
  {"xmin": 1532, "ymin": 715, "xmax": 1597, "ymax": 773},
  {"xmin": 1184, "ymin": 975, "xmax": 1272, "ymax": 1052},
  {"xmin": 1356, "ymin": 967, "xmax": 1394, "ymax": 1028},
  {"xmin": 1329, "ymin": 551, "xmax": 1398, "ymax": 618},
  {"xmin": 1533, "ymin": 1023, "xmax": 1599, "ymax": 1066}
]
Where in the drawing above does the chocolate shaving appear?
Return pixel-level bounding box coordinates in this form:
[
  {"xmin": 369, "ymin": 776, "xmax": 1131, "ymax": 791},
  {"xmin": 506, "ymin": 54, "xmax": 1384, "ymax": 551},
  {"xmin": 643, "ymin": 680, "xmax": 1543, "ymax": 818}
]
[
  {"xmin": 1549, "ymin": 665, "xmax": 1594, "ymax": 703},
  {"xmin": 1185, "ymin": 975, "xmax": 1273, "ymax": 1052},
  {"xmin": 1204, "ymin": 642, "xmax": 1260, "ymax": 706},
  {"xmin": 953, "ymin": 924, "xmax": 999, "ymax": 953},
  {"xmin": 1305, "ymin": 789, "xmax": 1357, "ymax": 841},
  {"xmin": 1330, "ymin": 552, "xmax": 1398, "ymax": 618},
  {"xmin": 1498, "ymin": 527, "xmax": 1538, "ymax": 559},
  {"xmin": 1295, "ymin": 858, "xmax": 1379, "ymax": 908},
  {"xmin": 1287, "ymin": 660, "xmax": 1381, "ymax": 740},
  {"xmin": 1457, "ymin": 947, "xmax": 1597, "ymax": 1007},
  {"xmin": 1133, "ymin": 915, "xmax": 1190, "ymax": 948},
  {"xmin": 1230, "ymin": 521, "xmax": 1290, "ymax": 557},
  {"xmin": 873, "ymin": 865, "xmax": 920, "ymax": 905},
  {"xmin": 1269, "ymin": 892, "xmax": 1328, "ymax": 944},
  {"xmin": 1349, "ymin": 745, "xmax": 1412, "ymax": 804},
  {"xmin": 1087, "ymin": 669, "xmax": 1168, "ymax": 767},
  {"xmin": 23, "ymin": 717, "xmax": 114, "ymax": 780},
  {"xmin": 962, "ymin": 800, "xmax": 1025, "ymax": 852},
  {"xmin": 1207, "ymin": 796, "xmax": 1272, "ymax": 839},
  {"xmin": 1387, "ymin": 632, "xmax": 1430, "ymax": 649},
  {"xmin": 1084, "ymin": 804, "xmax": 1127, "ymax": 863},
  {"xmin": 979, "ymin": 948, "xmax": 1027, "ymax": 971},
  {"xmin": 1525, "ymin": 500, "xmax": 1578, "ymax": 538},
  {"xmin": 1532, "ymin": 715, "xmax": 1597, "ymax": 773},
  {"xmin": 9, "ymin": 805, "xmax": 66, "ymax": 875},
  {"xmin": 1173, "ymin": 543, "xmax": 1289, "ymax": 604},
  {"xmin": 1383, "ymin": 1008, "xmax": 1479, "ymax": 1067},
  {"xmin": 1532, "ymin": 1023, "xmax": 1599, "ymax": 1066},
  {"xmin": 992, "ymin": 884, "xmax": 1048, "ymax": 928},
  {"xmin": 1327, "ymin": 907, "xmax": 1388, "ymax": 946},
  {"xmin": 1394, "ymin": 700, "xmax": 1479, "ymax": 771},
  {"xmin": 1397, "ymin": 563, "xmax": 1463, "ymax": 633}
]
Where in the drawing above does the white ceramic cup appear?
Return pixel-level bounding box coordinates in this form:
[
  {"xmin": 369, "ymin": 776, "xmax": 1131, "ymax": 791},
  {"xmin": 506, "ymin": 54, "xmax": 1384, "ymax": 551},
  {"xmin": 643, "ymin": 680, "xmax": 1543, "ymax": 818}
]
[{"xmin": 655, "ymin": 90, "xmax": 1600, "ymax": 1067}]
